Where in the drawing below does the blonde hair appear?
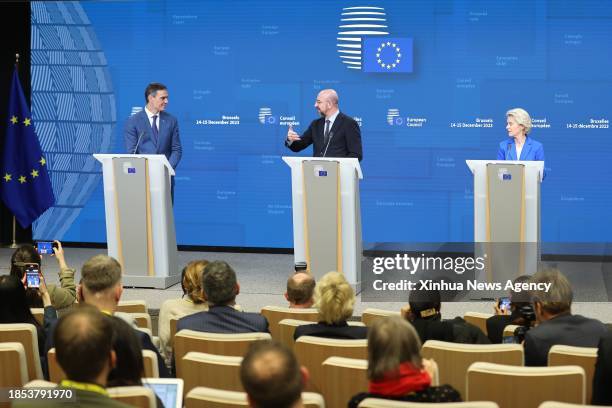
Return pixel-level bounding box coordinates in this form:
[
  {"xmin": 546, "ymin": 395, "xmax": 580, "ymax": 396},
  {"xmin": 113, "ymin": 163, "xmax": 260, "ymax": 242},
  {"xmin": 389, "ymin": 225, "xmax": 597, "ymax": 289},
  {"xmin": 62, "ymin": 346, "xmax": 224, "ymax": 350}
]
[
  {"xmin": 182, "ymin": 260, "xmax": 208, "ymax": 304},
  {"xmin": 506, "ymin": 107, "xmax": 532, "ymax": 135},
  {"xmin": 314, "ymin": 271, "xmax": 354, "ymax": 324}
]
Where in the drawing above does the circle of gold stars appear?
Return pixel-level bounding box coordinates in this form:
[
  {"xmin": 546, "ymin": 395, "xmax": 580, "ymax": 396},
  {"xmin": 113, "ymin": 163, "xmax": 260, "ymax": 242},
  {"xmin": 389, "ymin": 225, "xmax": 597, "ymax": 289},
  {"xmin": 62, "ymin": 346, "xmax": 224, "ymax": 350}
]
[{"xmin": 376, "ymin": 41, "xmax": 402, "ymax": 70}]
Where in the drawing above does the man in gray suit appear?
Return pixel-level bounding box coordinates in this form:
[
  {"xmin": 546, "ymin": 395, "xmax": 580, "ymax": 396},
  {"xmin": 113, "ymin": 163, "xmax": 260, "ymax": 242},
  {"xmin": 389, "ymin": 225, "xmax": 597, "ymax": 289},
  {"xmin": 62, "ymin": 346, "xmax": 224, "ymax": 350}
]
[
  {"xmin": 177, "ymin": 261, "xmax": 269, "ymax": 334},
  {"xmin": 524, "ymin": 269, "xmax": 607, "ymax": 366}
]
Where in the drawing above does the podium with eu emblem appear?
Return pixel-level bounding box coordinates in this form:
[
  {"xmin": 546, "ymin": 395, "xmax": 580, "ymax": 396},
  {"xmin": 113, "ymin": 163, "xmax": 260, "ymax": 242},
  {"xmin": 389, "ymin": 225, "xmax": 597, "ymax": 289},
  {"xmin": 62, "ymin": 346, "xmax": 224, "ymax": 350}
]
[
  {"xmin": 93, "ymin": 154, "xmax": 179, "ymax": 288},
  {"xmin": 283, "ymin": 157, "xmax": 363, "ymax": 286},
  {"xmin": 466, "ymin": 160, "xmax": 544, "ymax": 278}
]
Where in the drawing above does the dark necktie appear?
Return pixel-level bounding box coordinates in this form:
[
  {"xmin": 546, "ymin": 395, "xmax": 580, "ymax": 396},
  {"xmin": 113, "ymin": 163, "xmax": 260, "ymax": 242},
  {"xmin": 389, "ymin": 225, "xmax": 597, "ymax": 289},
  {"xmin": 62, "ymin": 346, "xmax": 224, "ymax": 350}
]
[
  {"xmin": 151, "ymin": 115, "xmax": 159, "ymax": 145},
  {"xmin": 323, "ymin": 119, "xmax": 331, "ymax": 147}
]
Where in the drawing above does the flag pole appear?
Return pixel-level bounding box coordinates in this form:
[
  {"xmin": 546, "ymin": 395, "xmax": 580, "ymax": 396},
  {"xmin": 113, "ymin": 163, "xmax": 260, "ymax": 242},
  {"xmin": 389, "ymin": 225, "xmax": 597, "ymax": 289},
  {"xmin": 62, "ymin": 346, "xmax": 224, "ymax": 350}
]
[{"xmin": 8, "ymin": 53, "xmax": 20, "ymax": 249}]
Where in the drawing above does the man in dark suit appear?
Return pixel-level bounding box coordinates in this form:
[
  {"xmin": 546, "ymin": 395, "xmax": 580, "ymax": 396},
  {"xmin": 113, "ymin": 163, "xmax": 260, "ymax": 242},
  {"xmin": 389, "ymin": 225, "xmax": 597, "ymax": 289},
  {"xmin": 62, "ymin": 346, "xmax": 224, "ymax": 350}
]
[
  {"xmin": 285, "ymin": 89, "xmax": 362, "ymax": 161},
  {"xmin": 524, "ymin": 269, "xmax": 607, "ymax": 366},
  {"xmin": 177, "ymin": 261, "xmax": 269, "ymax": 334}
]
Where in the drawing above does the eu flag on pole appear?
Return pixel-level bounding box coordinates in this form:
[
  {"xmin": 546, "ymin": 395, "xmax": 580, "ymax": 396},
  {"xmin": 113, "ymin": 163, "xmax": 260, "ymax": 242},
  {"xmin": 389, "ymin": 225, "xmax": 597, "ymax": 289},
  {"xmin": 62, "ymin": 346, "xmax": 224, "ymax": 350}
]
[
  {"xmin": 362, "ymin": 37, "xmax": 413, "ymax": 73},
  {"xmin": 0, "ymin": 67, "xmax": 54, "ymax": 228}
]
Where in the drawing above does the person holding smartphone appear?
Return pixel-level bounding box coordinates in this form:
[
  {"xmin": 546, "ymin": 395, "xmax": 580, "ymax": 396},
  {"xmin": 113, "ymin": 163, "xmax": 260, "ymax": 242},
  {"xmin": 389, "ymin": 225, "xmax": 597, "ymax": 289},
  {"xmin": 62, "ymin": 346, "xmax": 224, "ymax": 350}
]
[
  {"xmin": 486, "ymin": 275, "xmax": 535, "ymax": 343},
  {"xmin": 0, "ymin": 274, "xmax": 58, "ymax": 361},
  {"xmin": 9, "ymin": 240, "xmax": 76, "ymax": 310}
]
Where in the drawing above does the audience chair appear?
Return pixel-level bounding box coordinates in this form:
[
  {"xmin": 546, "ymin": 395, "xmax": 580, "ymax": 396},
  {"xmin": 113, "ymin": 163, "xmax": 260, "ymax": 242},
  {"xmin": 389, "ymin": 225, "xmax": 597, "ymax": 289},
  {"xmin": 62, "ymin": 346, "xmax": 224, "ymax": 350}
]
[
  {"xmin": 321, "ymin": 356, "xmax": 368, "ymax": 408},
  {"xmin": 463, "ymin": 312, "xmax": 493, "ymax": 336},
  {"xmin": 129, "ymin": 312, "xmax": 153, "ymax": 331},
  {"xmin": 279, "ymin": 318, "xmax": 366, "ymax": 349},
  {"xmin": 117, "ymin": 300, "xmax": 148, "ymax": 314},
  {"xmin": 47, "ymin": 348, "xmax": 65, "ymax": 383},
  {"xmin": 24, "ymin": 379, "xmax": 56, "ymax": 388},
  {"xmin": 0, "ymin": 323, "xmax": 44, "ymax": 380},
  {"xmin": 260, "ymin": 306, "xmax": 319, "ymax": 340},
  {"xmin": 174, "ymin": 330, "xmax": 271, "ymax": 377},
  {"xmin": 538, "ymin": 402, "xmax": 600, "ymax": 408},
  {"xmin": 142, "ymin": 349, "xmax": 160, "ymax": 378},
  {"xmin": 184, "ymin": 386, "xmax": 325, "ymax": 408},
  {"xmin": 421, "ymin": 340, "xmax": 523, "ymax": 398},
  {"xmin": 548, "ymin": 345, "xmax": 597, "ymax": 403},
  {"xmin": 466, "ymin": 362, "xmax": 585, "ymax": 408},
  {"xmin": 295, "ymin": 335, "xmax": 367, "ymax": 393},
  {"xmin": 361, "ymin": 308, "xmax": 400, "ymax": 327},
  {"xmin": 30, "ymin": 308, "xmax": 44, "ymax": 326},
  {"xmin": 502, "ymin": 325, "xmax": 520, "ymax": 339},
  {"xmin": 170, "ymin": 317, "xmax": 179, "ymax": 343},
  {"xmin": 0, "ymin": 342, "xmax": 28, "ymax": 387},
  {"xmin": 358, "ymin": 399, "xmax": 500, "ymax": 407},
  {"xmin": 182, "ymin": 352, "xmax": 243, "ymax": 395},
  {"xmin": 108, "ymin": 386, "xmax": 157, "ymax": 408}
]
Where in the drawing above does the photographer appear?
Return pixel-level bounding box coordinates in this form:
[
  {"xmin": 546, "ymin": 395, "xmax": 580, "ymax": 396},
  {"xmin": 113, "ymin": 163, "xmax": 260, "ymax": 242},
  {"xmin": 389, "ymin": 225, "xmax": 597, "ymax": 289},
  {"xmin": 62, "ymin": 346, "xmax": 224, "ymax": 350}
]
[
  {"xmin": 524, "ymin": 269, "xmax": 607, "ymax": 366},
  {"xmin": 9, "ymin": 241, "xmax": 76, "ymax": 310},
  {"xmin": 486, "ymin": 275, "xmax": 535, "ymax": 343}
]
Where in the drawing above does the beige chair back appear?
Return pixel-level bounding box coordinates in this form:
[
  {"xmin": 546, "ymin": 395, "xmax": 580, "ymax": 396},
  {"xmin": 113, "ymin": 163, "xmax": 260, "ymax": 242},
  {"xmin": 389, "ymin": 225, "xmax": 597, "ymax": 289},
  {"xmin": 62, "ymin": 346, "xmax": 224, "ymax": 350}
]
[
  {"xmin": 361, "ymin": 308, "xmax": 400, "ymax": 327},
  {"xmin": 548, "ymin": 345, "xmax": 597, "ymax": 403},
  {"xmin": 260, "ymin": 306, "xmax": 319, "ymax": 340},
  {"xmin": 467, "ymin": 362, "xmax": 585, "ymax": 408},
  {"xmin": 358, "ymin": 399, "xmax": 500, "ymax": 407},
  {"xmin": 321, "ymin": 356, "xmax": 367, "ymax": 408},
  {"xmin": 0, "ymin": 342, "xmax": 28, "ymax": 387},
  {"xmin": 47, "ymin": 348, "xmax": 66, "ymax": 383},
  {"xmin": 0, "ymin": 323, "xmax": 43, "ymax": 380},
  {"xmin": 142, "ymin": 349, "xmax": 159, "ymax": 378},
  {"xmin": 117, "ymin": 300, "xmax": 148, "ymax": 314},
  {"xmin": 421, "ymin": 340, "xmax": 523, "ymax": 398},
  {"xmin": 129, "ymin": 312, "xmax": 152, "ymax": 330},
  {"xmin": 463, "ymin": 312, "xmax": 493, "ymax": 336},
  {"xmin": 174, "ymin": 330, "xmax": 271, "ymax": 377},
  {"xmin": 538, "ymin": 401, "xmax": 601, "ymax": 408},
  {"xmin": 502, "ymin": 325, "xmax": 520, "ymax": 338},
  {"xmin": 108, "ymin": 386, "xmax": 156, "ymax": 408},
  {"xmin": 295, "ymin": 335, "xmax": 367, "ymax": 393},
  {"xmin": 170, "ymin": 317, "xmax": 179, "ymax": 342},
  {"xmin": 185, "ymin": 386, "xmax": 324, "ymax": 408},
  {"xmin": 30, "ymin": 308, "xmax": 45, "ymax": 326},
  {"xmin": 182, "ymin": 352, "xmax": 243, "ymax": 395}
]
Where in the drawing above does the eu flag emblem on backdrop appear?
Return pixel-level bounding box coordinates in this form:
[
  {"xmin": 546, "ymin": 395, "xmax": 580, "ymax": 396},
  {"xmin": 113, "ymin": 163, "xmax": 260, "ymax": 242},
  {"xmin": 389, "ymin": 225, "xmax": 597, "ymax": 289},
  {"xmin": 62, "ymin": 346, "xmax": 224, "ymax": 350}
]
[
  {"xmin": 363, "ymin": 37, "xmax": 413, "ymax": 73},
  {"xmin": 0, "ymin": 68, "xmax": 54, "ymax": 228}
]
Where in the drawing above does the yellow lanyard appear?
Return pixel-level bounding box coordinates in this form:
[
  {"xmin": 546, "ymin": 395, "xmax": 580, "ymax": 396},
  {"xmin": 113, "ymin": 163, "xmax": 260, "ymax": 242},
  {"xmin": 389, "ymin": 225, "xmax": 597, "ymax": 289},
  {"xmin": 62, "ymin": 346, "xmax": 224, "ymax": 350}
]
[{"xmin": 60, "ymin": 380, "xmax": 108, "ymax": 396}]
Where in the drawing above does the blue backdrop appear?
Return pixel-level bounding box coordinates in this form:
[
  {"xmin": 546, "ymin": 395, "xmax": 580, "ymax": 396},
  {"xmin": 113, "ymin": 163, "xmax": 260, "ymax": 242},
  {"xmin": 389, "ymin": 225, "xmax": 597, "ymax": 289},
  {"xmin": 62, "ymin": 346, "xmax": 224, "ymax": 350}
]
[{"xmin": 30, "ymin": 1, "xmax": 612, "ymax": 250}]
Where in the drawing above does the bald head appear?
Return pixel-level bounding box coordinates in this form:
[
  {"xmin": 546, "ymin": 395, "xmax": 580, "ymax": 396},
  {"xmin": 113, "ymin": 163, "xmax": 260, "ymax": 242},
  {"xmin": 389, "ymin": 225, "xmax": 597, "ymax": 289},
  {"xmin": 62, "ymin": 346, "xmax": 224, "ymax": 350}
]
[
  {"xmin": 319, "ymin": 89, "xmax": 338, "ymax": 105},
  {"xmin": 240, "ymin": 341, "xmax": 304, "ymax": 408},
  {"xmin": 314, "ymin": 89, "xmax": 339, "ymax": 118},
  {"xmin": 286, "ymin": 272, "xmax": 315, "ymax": 308}
]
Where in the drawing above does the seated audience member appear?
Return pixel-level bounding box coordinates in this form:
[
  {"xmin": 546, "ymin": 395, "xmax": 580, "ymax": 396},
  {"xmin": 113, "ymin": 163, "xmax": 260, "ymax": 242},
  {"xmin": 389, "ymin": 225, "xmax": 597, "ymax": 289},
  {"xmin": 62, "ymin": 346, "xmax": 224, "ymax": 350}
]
[
  {"xmin": 294, "ymin": 271, "xmax": 367, "ymax": 340},
  {"xmin": 107, "ymin": 316, "xmax": 164, "ymax": 408},
  {"xmin": 285, "ymin": 272, "xmax": 315, "ymax": 309},
  {"xmin": 0, "ymin": 274, "xmax": 57, "ymax": 359},
  {"xmin": 524, "ymin": 268, "xmax": 607, "ymax": 366},
  {"xmin": 486, "ymin": 275, "xmax": 535, "ymax": 343},
  {"xmin": 159, "ymin": 260, "xmax": 210, "ymax": 365},
  {"xmin": 592, "ymin": 331, "xmax": 612, "ymax": 405},
  {"xmin": 177, "ymin": 260, "xmax": 269, "ymax": 334},
  {"xmin": 45, "ymin": 254, "xmax": 169, "ymax": 377},
  {"xmin": 10, "ymin": 241, "xmax": 76, "ymax": 310},
  {"xmin": 240, "ymin": 340, "xmax": 309, "ymax": 408},
  {"xmin": 349, "ymin": 316, "xmax": 461, "ymax": 407},
  {"xmin": 404, "ymin": 288, "xmax": 490, "ymax": 344},
  {"xmin": 14, "ymin": 305, "xmax": 130, "ymax": 408}
]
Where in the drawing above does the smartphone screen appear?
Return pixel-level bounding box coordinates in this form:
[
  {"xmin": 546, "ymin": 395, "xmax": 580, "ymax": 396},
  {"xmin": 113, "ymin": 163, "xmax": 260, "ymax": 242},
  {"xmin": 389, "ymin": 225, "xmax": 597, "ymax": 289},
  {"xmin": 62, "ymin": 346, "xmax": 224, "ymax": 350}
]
[
  {"xmin": 499, "ymin": 297, "xmax": 511, "ymax": 313},
  {"xmin": 37, "ymin": 241, "xmax": 54, "ymax": 255},
  {"xmin": 26, "ymin": 269, "xmax": 40, "ymax": 288}
]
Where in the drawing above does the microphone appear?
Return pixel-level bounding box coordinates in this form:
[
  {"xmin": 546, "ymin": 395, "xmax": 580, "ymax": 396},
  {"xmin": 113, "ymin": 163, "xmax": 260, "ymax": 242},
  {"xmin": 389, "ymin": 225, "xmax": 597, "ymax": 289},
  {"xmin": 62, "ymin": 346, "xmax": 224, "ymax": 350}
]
[
  {"xmin": 322, "ymin": 131, "xmax": 334, "ymax": 157},
  {"xmin": 132, "ymin": 131, "xmax": 144, "ymax": 154}
]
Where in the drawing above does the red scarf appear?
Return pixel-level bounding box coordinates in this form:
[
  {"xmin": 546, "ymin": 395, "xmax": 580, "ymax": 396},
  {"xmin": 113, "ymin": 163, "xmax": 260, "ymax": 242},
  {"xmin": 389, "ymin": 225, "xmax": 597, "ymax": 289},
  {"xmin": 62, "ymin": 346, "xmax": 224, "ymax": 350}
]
[{"xmin": 369, "ymin": 362, "xmax": 431, "ymax": 396}]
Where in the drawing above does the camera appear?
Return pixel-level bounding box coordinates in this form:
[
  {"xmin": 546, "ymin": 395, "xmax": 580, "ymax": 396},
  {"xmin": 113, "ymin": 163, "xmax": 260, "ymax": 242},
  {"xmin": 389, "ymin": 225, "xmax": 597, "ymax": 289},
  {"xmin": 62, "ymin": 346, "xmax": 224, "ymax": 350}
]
[
  {"xmin": 36, "ymin": 241, "xmax": 58, "ymax": 255},
  {"xmin": 512, "ymin": 304, "xmax": 537, "ymax": 343}
]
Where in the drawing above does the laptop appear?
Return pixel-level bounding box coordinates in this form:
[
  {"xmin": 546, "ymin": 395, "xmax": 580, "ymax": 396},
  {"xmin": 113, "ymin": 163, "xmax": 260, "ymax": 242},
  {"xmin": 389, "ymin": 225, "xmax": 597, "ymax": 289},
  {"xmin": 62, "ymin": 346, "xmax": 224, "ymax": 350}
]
[{"xmin": 142, "ymin": 378, "xmax": 184, "ymax": 408}]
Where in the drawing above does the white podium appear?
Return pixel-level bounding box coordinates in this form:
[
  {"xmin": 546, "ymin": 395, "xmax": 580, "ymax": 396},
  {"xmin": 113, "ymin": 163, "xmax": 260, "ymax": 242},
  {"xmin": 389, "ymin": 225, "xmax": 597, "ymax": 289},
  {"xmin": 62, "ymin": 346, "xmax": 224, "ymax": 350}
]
[
  {"xmin": 283, "ymin": 157, "xmax": 363, "ymax": 286},
  {"xmin": 467, "ymin": 160, "xmax": 544, "ymax": 276},
  {"xmin": 94, "ymin": 154, "xmax": 179, "ymax": 288}
]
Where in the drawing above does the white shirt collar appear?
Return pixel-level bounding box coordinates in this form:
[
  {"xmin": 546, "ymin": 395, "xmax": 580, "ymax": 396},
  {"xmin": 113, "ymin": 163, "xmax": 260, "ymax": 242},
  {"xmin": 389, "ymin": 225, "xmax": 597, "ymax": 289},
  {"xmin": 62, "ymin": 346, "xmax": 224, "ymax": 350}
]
[
  {"xmin": 144, "ymin": 106, "xmax": 159, "ymax": 119},
  {"xmin": 326, "ymin": 110, "xmax": 340, "ymax": 123}
]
